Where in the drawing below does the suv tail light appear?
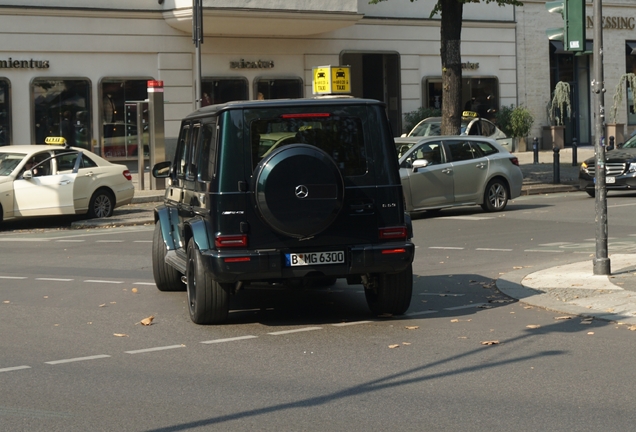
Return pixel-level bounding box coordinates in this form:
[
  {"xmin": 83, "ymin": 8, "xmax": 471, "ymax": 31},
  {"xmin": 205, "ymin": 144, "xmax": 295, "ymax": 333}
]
[
  {"xmin": 379, "ymin": 226, "xmax": 407, "ymax": 240},
  {"xmin": 509, "ymin": 157, "xmax": 520, "ymax": 166},
  {"xmin": 215, "ymin": 234, "xmax": 248, "ymax": 248},
  {"xmin": 123, "ymin": 170, "xmax": 132, "ymax": 181}
]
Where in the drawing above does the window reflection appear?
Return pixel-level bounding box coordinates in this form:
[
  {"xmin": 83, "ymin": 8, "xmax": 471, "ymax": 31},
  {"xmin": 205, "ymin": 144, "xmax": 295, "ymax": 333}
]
[
  {"xmin": 202, "ymin": 78, "xmax": 248, "ymax": 106},
  {"xmin": 424, "ymin": 77, "xmax": 499, "ymax": 121},
  {"xmin": 32, "ymin": 79, "xmax": 91, "ymax": 149},
  {"xmin": 101, "ymin": 79, "xmax": 149, "ymax": 159},
  {"xmin": 255, "ymin": 78, "xmax": 303, "ymax": 100},
  {"xmin": 0, "ymin": 79, "xmax": 9, "ymax": 146}
]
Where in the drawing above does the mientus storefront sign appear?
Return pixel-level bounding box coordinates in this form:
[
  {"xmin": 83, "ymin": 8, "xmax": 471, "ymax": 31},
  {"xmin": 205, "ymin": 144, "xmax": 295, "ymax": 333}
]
[
  {"xmin": 230, "ymin": 59, "xmax": 274, "ymax": 69},
  {"xmin": 586, "ymin": 16, "xmax": 635, "ymax": 30},
  {"xmin": 0, "ymin": 58, "xmax": 50, "ymax": 69}
]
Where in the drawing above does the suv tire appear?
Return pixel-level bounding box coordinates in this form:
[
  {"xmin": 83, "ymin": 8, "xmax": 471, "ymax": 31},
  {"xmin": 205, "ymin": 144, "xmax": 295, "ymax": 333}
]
[
  {"xmin": 186, "ymin": 238, "xmax": 230, "ymax": 324},
  {"xmin": 364, "ymin": 264, "xmax": 413, "ymax": 316},
  {"xmin": 152, "ymin": 222, "xmax": 184, "ymax": 292},
  {"xmin": 253, "ymin": 144, "xmax": 344, "ymax": 238}
]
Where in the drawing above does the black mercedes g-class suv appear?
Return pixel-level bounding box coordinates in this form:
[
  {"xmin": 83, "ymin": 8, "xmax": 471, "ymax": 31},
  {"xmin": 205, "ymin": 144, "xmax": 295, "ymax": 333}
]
[{"xmin": 152, "ymin": 97, "xmax": 415, "ymax": 324}]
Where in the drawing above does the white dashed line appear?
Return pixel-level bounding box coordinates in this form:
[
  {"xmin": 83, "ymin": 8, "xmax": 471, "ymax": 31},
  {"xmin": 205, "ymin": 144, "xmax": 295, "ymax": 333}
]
[
  {"xmin": 332, "ymin": 321, "xmax": 372, "ymax": 327},
  {"xmin": 0, "ymin": 365, "xmax": 31, "ymax": 373},
  {"xmin": 132, "ymin": 282, "xmax": 156, "ymax": 286},
  {"xmin": 0, "ymin": 238, "xmax": 50, "ymax": 242},
  {"xmin": 0, "ymin": 276, "xmax": 28, "ymax": 280},
  {"xmin": 56, "ymin": 240, "xmax": 85, "ymax": 243},
  {"xmin": 406, "ymin": 310, "xmax": 438, "ymax": 317},
  {"xmin": 475, "ymin": 248, "xmax": 513, "ymax": 251},
  {"xmin": 420, "ymin": 293, "xmax": 465, "ymax": 297},
  {"xmin": 83, "ymin": 280, "xmax": 123, "ymax": 284},
  {"xmin": 134, "ymin": 240, "xmax": 153, "ymax": 243},
  {"xmin": 268, "ymin": 327, "xmax": 322, "ymax": 335},
  {"xmin": 35, "ymin": 278, "xmax": 73, "ymax": 282},
  {"xmin": 445, "ymin": 216, "xmax": 494, "ymax": 220},
  {"xmin": 444, "ymin": 303, "xmax": 486, "ymax": 311},
  {"xmin": 200, "ymin": 336, "xmax": 258, "ymax": 344},
  {"xmin": 45, "ymin": 355, "xmax": 111, "ymax": 365},
  {"xmin": 125, "ymin": 345, "xmax": 185, "ymax": 354},
  {"xmin": 429, "ymin": 246, "xmax": 465, "ymax": 250},
  {"xmin": 96, "ymin": 240, "xmax": 124, "ymax": 243},
  {"xmin": 523, "ymin": 249, "xmax": 564, "ymax": 253}
]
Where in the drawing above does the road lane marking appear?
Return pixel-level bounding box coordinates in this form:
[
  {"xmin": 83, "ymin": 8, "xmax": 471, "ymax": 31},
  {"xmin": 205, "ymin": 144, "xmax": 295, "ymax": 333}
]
[
  {"xmin": 96, "ymin": 240, "xmax": 124, "ymax": 243},
  {"xmin": 475, "ymin": 248, "xmax": 513, "ymax": 251},
  {"xmin": 133, "ymin": 282, "xmax": 156, "ymax": 286},
  {"xmin": 332, "ymin": 321, "xmax": 372, "ymax": 327},
  {"xmin": 0, "ymin": 276, "xmax": 28, "ymax": 280},
  {"xmin": 0, "ymin": 365, "xmax": 31, "ymax": 373},
  {"xmin": 83, "ymin": 280, "xmax": 123, "ymax": 284},
  {"xmin": 429, "ymin": 247, "xmax": 465, "ymax": 250},
  {"xmin": 200, "ymin": 336, "xmax": 258, "ymax": 344},
  {"xmin": 444, "ymin": 303, "xmax": 486, "ymax": 311},
  {"xmin": 0, "ymin": 238, "xmax": 51, "ymax": 242},
  {"xmin": 56, "ymin": 240, "xmax": 85, "ymax": 243},
  {"xmin": 45, "ymin": 355, "xmax": 111, "ymax": 365},
  {"xmin": 125, "ymin": 345, "xmax": 185, "ymax": 354},
  {"xmin": 523, "ymin": 249, "xmax": 564, "ymax": 253},
  {"xmin": 35, "ymin": 278, "xmax": 73, "ymax": 282},
  {"xmin": 134, "ymin": 240, "xmax": 152, "ymax": 243},
  {"xmin": 445, "ymin": 216, "xmax": 494, "ymax": 220},
  {"xmin": 420, "ymin": 293, "xmax": 465, "ymax": 297},
  {"xmin": 268, "ymin": 327, "xmax": 322, "ymax": 335},
  {"xmin": 406, "ymin": 310, "xmax": 438, "ymax": 316}
]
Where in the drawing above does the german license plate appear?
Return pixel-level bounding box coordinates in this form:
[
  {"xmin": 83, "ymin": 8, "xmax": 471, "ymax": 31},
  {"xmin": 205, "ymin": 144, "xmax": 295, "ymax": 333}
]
[
  {"xmin": 607, "ymin": 176, "xmax": 616, "ymax": 184},
  {"xmin": 285, "ymin": 251, "xmax": 345, "ymax": 267}
]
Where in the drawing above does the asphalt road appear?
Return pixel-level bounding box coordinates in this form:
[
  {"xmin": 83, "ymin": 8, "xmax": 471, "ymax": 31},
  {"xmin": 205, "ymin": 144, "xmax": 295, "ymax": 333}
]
[{"xmin": 2, "ymin": 190, "xmax": 636, "ymax": 431}]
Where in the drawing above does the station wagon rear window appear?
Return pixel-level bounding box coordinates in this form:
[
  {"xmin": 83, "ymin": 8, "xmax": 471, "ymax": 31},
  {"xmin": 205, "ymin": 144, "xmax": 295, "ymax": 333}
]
[{"xmin": 250, "ymin": 114, "xmax": 367, "ymax": 177}]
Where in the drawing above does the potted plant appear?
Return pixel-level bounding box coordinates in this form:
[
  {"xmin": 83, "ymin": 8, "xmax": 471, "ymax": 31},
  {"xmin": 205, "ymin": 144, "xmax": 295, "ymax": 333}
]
[
  {"xmin": 607, "ymin": 73, "xmax": 636, "ymax": 146},
  {"xmin": 496, "ymin": 105, "xmax": 534, "ymax": 151},
  {"xmin": 543, "ymin": 81, "xmax": 571, "ymax": 149}
]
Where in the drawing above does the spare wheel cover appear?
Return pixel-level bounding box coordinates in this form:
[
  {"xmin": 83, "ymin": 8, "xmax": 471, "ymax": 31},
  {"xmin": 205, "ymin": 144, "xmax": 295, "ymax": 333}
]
[{"xmin": 254, "ymin": 144, "xmax": 344, "ymax": 238}]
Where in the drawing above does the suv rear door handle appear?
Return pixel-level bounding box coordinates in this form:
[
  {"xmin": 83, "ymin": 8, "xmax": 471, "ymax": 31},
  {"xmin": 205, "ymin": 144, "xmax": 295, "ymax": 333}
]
[
  {"xmin": 476, "ymin": 162, "xmax": 486, "ymax": 169},
  {"xmin": 442, "ymin": 168, "xmax": 452, "ymax": 175}
]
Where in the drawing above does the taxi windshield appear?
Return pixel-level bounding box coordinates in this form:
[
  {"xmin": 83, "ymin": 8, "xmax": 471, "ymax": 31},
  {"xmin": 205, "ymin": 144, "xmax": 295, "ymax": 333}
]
[
  {"xmin": 0, "ymin": 153, "xmax": 26, "ymax": 176},
  {"xmin": 409, "ymin": 118, "xmax": 469, "ymax": 137}
]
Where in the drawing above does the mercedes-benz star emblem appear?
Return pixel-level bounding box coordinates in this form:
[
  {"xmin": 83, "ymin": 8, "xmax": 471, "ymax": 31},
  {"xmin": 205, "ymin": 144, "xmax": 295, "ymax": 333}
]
[{"xmin": 295, "ymin": 185, "xmax": 309, "ymax": 199}]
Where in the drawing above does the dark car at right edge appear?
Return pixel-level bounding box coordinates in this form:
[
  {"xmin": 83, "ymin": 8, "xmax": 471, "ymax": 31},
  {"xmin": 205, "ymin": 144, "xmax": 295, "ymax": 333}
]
[{"xmin": 579, "ymin": 133, "xmax": 636, "ymax": 197}]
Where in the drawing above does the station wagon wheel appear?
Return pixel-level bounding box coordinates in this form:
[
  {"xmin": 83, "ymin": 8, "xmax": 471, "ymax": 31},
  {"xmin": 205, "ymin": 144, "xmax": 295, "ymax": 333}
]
[
  {"xmin": 152, "ymin": 222, "xmax": 184, "ymax": 292},
  {"xmin": 481, "ymin": 179, "xmax": 509, "ymax": 212},
  {"xmin": 88, "ymin": 189, "xmax": 115, "ymax": 218},
  {"xmin": 186, "ymin": 238, "xmax": 230, "ymax": 324},
  {"xmin": 364, "ymin": 264, "xmax": 413, "ymax": 316}
]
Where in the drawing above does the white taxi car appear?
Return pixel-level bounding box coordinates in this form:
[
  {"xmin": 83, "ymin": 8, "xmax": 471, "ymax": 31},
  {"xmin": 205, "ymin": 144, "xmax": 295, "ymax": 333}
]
[{"xmin": 0, "ymin": 137, "xmax": 134, "ymax": 223}]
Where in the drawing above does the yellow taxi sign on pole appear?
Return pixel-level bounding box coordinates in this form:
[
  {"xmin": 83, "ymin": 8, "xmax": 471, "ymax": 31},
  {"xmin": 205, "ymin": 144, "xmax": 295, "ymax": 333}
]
[
  {"xmin": 44, "ymin": 137, "xmax": 67, "ymax": 145},
  {"xmin": 312, "ymin": 65, "xmax": 351, "ymax": 95}
]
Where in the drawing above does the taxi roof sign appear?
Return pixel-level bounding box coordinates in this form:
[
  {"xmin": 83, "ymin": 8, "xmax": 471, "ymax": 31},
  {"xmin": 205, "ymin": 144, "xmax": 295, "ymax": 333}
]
[
  {"xmin": 312, "ymin": 65, "xmax": 351, "ymax": 95},
  {"xmin": 45, "ymin": 137, "xmax": 67, "ymax": 145},
  {"xmin": 462, "ymin": 111, "xmax": 479, "ymax": 118}
]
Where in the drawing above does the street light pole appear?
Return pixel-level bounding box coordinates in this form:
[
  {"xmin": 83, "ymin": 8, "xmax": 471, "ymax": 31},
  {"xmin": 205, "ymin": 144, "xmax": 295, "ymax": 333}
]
[
  {"xmin": 193, "ymin": 0, "xmax": 203, "ymax": 110},
  {"xmin": 592, "ymin": 0, "xmax": 610, "ymax": 275}
]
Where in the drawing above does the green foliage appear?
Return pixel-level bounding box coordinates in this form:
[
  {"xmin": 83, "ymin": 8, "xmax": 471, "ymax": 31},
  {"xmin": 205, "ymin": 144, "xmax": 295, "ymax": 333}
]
[
  {"xmin": 496, "ymin": 105, "xmax": 534, "ymax": 138},
  {"xmin": 548, "ymin": 81, "xmax": 572, "ymax": 126},
  {"xmin": 403, "ymin": 107, "xmax": 442, "ymax": 133},
  {"xmin": 609, "ymin": 73, "xmax": 636, "ymax": 124}
]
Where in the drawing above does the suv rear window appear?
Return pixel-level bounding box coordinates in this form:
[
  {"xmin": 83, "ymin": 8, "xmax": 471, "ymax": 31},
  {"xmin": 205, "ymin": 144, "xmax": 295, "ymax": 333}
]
[{"xmin": 250, "ymin": 115, "xmax": 367, "ymax": 177}]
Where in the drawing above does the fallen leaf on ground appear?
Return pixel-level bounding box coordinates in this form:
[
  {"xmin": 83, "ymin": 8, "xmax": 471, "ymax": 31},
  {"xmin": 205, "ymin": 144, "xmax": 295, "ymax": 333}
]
[
  {"xmin": 580, "ymin": 319, "xmax": 593, "ymax": 325},
  {"xmin": 450, "ymin": 319, "xmax": 459, "ymax": 323},
  {"xmin": 605, "ymin": 308, "xmax": 615, "ymax": 313},
  {"xmin": 554, "ymin": 316, "xmax": 572, "ymax": 320},
  {"xmin": 405, "ymin": 326, "xmax": 419, "ymax": 330},
  {"xmin": 140, "ymin": 316, "xmax": 155, "ymax": 326},
  {"xmin": 478, "ymin": 305, "xmax": 493, "ymax": 309},
  {"xmin": 587, "ymin": 332, "xmax": 595, "ymax": 335},
  {"xmin": 513, "ymin": 266, "xmax": 523, "ymax": 269},
  {"xmin": 402, "ymin": 342, "xmax": 411, "ymax": 346},
  {"xmin": 489, "ymin": 299, "xmax": 513, "ymax": 304},
  {"xmin": 524, "ymin": 306, "xmax": 533, "ymax": 309},
  {"xmin": 132, "ymin": 288, "xmax": 138, "ymax": 293},
  {"xmin": 481, "ymin": 340, "xmax": 499, "ymax": 346},
  {"xmin": 113, "ymin": 333, "xmax": 129, "ymax": 337},
  {"xmin": 628, "ymin": 326, "xmax": 636, "ymax": 331},
  {"xmin": 98, "ymin": 303, "xmax": 106, "ymax": 307},
  {"xmin": 3, "ymin": 300, "xmax": 9, "ymax": 304},
  {"xmin": 526, "ymin": 324, "xmax": 541, "ymax": 329},
  {"xmin": 388, "ymin": 344, "xmax": 400, "ymax": 349}
]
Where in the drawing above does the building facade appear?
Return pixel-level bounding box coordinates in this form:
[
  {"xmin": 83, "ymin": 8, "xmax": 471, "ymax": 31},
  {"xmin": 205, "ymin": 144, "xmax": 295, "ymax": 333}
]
[
  {"xmin": 516, "ymin": 0, "xmax": 636, "ymax": 147},
  {"xmin": 0, "ymin": 0, "xmax": 516, "ymax": 161}
]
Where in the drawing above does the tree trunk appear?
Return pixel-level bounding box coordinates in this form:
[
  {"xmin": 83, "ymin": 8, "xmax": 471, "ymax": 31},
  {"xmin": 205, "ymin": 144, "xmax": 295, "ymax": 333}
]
[{"xmin": 440, "ymin": 0, "xmax": 463, "ymax": 136}]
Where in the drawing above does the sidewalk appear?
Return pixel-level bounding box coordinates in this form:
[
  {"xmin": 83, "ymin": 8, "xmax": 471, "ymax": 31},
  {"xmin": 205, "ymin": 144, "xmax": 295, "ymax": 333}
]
[{"xmin": 76, "ymin": 146, "xmax": 636, "ymax": 325}]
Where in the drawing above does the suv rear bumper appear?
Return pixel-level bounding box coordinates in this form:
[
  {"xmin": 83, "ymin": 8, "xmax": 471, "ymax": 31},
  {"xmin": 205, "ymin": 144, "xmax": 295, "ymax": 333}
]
[{"xmin": 200, "ymin": 242, "xmax": 415, "ymax": 283}]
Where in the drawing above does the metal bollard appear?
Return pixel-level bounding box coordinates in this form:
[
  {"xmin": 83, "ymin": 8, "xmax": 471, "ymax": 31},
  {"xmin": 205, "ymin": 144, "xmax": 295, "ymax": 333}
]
[
  {"xmin": 553, "ymin": 146, "xmax": 560, "ymax": 184},
  {"xmin": 608, "ymin": 136, "xmax": 615, "ymax": 151},
  {"xmin": 533, "ymin": 137, "xmax": 539, "ymax": 164},
  {"xmin": 572, "ymin": 137, "xmax": 578, "ymax": 166}
]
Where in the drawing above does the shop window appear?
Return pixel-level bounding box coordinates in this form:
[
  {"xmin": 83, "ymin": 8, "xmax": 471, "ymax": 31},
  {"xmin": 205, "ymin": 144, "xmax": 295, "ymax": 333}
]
[
  {"xmin": 423, "ymin": 77, "xmax": 499, "ymax": 121},
  {"xmin": 626, "ymin": 42, "xmax": 636, "ymax": 125},
  {"xmin": 202, "ymin": 77, "xmax": 248, "ymax": 106},
  {"xmin": 101, "ymin": 78, "xmax": 150, "ymax": 159},
  {"xmin": 32, "ymin": 78, "xmax": 91, "ymax": 149},
  {"xmin": 254, "ymin": 77, "xmax": 303, "ymax": 100},
  {"xmin": 0, "ymin": 79, "xmax": 10, "ymax": 146}
]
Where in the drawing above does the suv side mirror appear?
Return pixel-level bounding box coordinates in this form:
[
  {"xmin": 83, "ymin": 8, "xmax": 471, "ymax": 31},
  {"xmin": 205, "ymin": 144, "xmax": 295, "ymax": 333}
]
[
  {"xmin": 412, "ymin": 159, "xmax": 430, "ymax": 172},
  {"xmin": 22, "ymin": 169, "xmax": 33, "ymax": 180},
  {"xmin": 152, "ymin": 161, "xmax": 172, "ymax": 178}
]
